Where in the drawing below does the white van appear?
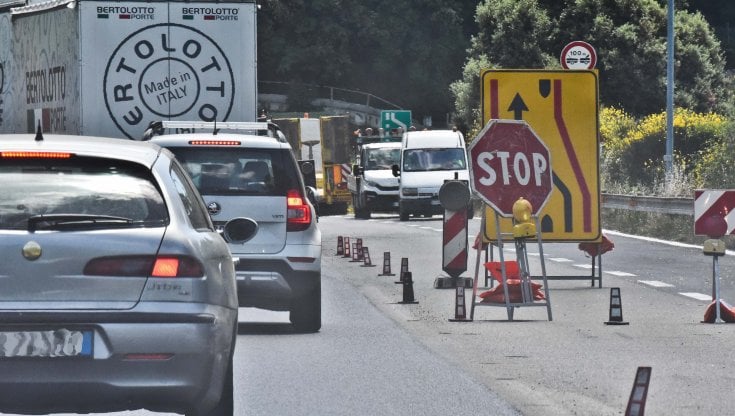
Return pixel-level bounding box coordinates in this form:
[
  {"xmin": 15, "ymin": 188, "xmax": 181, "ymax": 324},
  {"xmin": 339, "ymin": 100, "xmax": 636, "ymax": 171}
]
[{"xmin": 392, "ymin": 129, "xmax": 472, "ymax": 221}]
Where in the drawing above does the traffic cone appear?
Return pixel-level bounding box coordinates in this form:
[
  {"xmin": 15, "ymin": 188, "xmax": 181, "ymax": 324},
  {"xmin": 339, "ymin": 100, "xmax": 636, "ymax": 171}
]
[
  {"xmin": 343, "ymin": 237, "xmax": 351, "ymax": 258},
  {"xmin": 379, "ymin": 252, "xmax": 395, "ymax": 276},
  {"xmin": 395, "ymin": 257, "xmax": 409, "ymax": 284},
  {"xmin": 625, "ymin": 367, "xmax": 652, "ymax": 416},
  {"xmin": 605, "ymin": 287, "xmax": 629, "ymax": 325},
  {"xmin": 350, "ymin": 243, "xmax": 361, "ymax": 262},
  {"xmin": 336, "ymin": 236, "xmax": 344, "ymax": 256},
  {"xmin": 449, "ymin": 278, "xmax": 471, "ymax": 322},
  {"xmin": 399, "ymin": 271, "xmax": 418, "ymax": 304},
  {"xmin": 361, "ymin": 247, "xmax": 376, "ymax": 267},
  {"xmin": 356, "ymin": 238, "xmax": 364, "ymax": 261}
]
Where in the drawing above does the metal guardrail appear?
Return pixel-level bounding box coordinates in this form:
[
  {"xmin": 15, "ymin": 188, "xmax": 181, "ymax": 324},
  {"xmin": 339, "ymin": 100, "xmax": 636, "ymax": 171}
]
[
  {"xmin": 258, "ymin": 81, "xmax": 404, "ymax": 110},
  {"xmin": 601, "ymin": 193, "xmax": 693, "ymax": 216}
]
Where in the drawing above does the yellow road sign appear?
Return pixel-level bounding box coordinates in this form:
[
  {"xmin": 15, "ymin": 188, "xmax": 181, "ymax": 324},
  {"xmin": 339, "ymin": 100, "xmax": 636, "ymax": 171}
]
[{"xmin": 480, "ymin": 69, "xmax": 600, "ymax": 242}]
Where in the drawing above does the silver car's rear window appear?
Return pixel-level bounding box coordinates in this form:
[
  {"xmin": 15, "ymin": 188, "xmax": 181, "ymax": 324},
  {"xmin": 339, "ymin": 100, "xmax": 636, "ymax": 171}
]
[
  {"xmin": 169, "ymin": 147, "xmax": 301, "ymax": 196},
  {"xmin": 0, "ymin": 156, "xmax": 168, "ymax": 230}
]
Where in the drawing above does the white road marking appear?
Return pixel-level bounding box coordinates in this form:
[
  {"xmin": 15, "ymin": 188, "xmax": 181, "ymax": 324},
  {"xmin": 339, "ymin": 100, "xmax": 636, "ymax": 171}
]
[
  {"xmin": 549, "ymin": 258, "xmax": 573, "ymax": 262},
  {"xmin": 606, "ymin": 271, "xmax": 637, "ymax": 277},
  {"xmin": 573, "ymin": 264, "xmax": 593, "ymax": 269},
  {"xmin": 679, "ymin": 292, "xmax": 712, "ymax": 301},
  {"xmin": 638, "ymin": 280, "xmax": 675, "ymax": 288},
  {"xmin": 604, "ymin": 229, "xmax": 735, "ymax": 256}
]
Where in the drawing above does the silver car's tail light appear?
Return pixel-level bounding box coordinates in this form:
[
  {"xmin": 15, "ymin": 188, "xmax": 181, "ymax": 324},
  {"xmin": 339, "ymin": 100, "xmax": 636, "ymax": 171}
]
[
  {"xmin": 84, "ymin": 255, "xmax": 204, "ymax": 278},
  {"xmin": 151, "ymin": 257, "xmax": 204, "ymax": 277},
  {"xmin": 286, "ymin": 188, "xmax": 311, "ymax": 232}
]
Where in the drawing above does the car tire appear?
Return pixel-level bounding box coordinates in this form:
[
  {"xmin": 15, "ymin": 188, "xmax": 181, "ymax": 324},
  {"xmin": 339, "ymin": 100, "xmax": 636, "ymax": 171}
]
[
  {"xmin": 290, "ymin": 280, "xmax": 321, "ymax": 332},
  {"xmin": 467, "ymin": 205, "xmax": 474, "ymax": 220},
  {"xmin": 188, "ymin": 344, "xmax": 234, "ymax": 416}
]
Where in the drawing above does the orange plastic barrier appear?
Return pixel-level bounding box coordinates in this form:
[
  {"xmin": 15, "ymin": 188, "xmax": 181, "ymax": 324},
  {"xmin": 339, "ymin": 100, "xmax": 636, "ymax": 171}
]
[
  {"xmin": 703, "ymin": 299, "xmax": 735, "ymax": 323},
  {"xmin": 578, "ymin": 234, "xmax": 615, "ymax": 257},
  {"xmin": 479, "ymin": 261, "xmax": 545, "ymax": 303}
]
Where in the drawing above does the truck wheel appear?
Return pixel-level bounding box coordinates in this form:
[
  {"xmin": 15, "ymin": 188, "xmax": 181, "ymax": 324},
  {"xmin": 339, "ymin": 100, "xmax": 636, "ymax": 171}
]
[
  {"xmin": 353, "ymin": 199, "xmax": 371, "ymax": 219},
  {"xmin": 290, "ymin": 281, "xmax": 321, "ymax": 333},
  {"xmin": 399, "ymin": 208, "xmax": 410, "ymax": 222}
]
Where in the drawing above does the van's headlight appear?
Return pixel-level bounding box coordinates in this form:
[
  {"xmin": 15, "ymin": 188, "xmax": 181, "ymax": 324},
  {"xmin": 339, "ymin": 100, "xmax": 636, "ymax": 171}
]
[
  {"xmin": 364, "ymin": 179, "xmax": 378, "ymax": 188},
  {"xmin": 402, "ymin": 187, "xmax": 418, "ymax": 196}
]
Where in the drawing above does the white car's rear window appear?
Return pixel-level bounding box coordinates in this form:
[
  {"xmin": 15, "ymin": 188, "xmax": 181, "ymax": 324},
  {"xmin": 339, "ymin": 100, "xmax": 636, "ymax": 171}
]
[{"xmin": 169, "ymin": 147, "xmax": 301, "ymax": 196}]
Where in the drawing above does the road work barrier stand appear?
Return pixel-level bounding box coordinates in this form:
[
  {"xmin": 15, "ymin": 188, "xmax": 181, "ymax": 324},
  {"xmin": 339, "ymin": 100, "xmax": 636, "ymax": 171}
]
[
  {"xmin": 470, "ymin": 198, "xmax": 552, "ymax": 321},
  {"xmin": 468, "ymin": 118, "xmax": 606, "ymax": 289},
  {"xmin": 476, "ymin": 220, "xmax": 609, "ymax": 289},
  {"xmin": 435, "ymin": 177, "xmax": 474, "ymax": 290},
  {"xmin": 694, "ymin": 189, "xmax": 735, "ymax": 323}
]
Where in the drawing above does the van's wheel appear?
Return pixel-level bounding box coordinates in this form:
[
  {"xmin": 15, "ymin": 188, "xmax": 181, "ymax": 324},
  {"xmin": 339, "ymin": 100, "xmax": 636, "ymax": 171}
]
[
  {"xmin": 353, "ymin": 199, "xmax": 371, "ymax": 219},
  {"xmin": 290, "ymin": 281, "xmax": 321, "ymax": 333}
]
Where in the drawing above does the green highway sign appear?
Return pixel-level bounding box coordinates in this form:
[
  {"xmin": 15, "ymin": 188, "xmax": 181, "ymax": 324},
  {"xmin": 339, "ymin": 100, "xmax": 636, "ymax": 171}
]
[{"xmin": 380, "ymin": 110, "xmax": 412, "ymax": 132}]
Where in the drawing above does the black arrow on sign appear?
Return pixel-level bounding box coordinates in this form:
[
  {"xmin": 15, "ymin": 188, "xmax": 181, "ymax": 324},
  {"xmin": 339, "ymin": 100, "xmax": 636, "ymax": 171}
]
[{"xmin": 507, "ymin": 93, "xmax": 528, "ymax": 120}]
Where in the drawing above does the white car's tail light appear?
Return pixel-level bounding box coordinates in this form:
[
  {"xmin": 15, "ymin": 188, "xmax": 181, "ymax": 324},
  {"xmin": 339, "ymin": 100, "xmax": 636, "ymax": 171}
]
[
  {"xmin": 286, "ymin": 188, "xmax": 311, "ymax": 232},
  {"xmin": 1, "ymin": 151, "xmax": 72, "ymax": 159}
]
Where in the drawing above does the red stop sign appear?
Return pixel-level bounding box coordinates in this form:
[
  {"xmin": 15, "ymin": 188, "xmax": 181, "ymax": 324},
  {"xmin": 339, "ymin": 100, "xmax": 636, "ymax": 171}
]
[{"xmin": 468, "ymin": 120, "xmax": 552, "ymax": 216}]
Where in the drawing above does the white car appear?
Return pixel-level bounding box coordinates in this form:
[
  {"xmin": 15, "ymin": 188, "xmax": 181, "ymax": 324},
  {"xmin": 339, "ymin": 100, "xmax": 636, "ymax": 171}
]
[{"xmin": 145, "ymin": 121, "xmax": 322, "ymax": 332}]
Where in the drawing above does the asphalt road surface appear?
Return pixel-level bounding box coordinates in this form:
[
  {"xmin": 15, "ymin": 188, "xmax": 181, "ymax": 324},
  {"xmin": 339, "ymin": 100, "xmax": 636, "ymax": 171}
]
[{"xmin": 4, "ymin": 213, "xmax": 734, "ymax": 415}]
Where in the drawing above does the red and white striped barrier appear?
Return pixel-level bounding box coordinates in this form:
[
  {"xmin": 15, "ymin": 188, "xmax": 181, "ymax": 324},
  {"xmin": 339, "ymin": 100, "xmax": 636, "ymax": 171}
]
[
  {"xmin": 443, "ymin": 209, "xmax": 468, "ymax": 278},
  {"xmin": 694, "ymin": 189, "xmax": 735, "ymax": 237}
]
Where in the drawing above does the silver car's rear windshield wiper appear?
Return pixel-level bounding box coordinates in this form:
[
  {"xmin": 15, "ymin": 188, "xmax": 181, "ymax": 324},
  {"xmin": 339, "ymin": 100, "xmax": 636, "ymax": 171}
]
[{"xmin": 27, "ymin": 214, "xmax": 136, "ymax": 232}]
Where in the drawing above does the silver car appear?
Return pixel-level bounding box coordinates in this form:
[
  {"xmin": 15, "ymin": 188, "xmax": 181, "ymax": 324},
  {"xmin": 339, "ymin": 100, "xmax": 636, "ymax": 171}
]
[
  {"xmin": 0, "ymin": 132, "xmax": 239, "ymax": 415},
  {"xmin": 146, "ymin": 121, "xmax": 322, "ymax": 332}
]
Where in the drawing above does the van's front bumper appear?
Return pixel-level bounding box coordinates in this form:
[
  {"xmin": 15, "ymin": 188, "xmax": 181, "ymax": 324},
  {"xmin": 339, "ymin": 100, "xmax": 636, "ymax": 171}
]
[{"xmin": 400, "ymin": 196, "xmax": 443, "ymax": 215}]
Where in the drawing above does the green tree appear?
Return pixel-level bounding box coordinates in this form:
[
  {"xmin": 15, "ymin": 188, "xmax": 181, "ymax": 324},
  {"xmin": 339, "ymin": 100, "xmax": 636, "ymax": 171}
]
[
  {"xmin": 450, "ymin": 0, "xmax": 555, "ymax": 132},
  {"xmin": 452, "ymin": 0, "xmax": 731, "ymax": 128},
  {"xmin": 257, "ymin": 0, "xmax": 473, "ymax": 127}
]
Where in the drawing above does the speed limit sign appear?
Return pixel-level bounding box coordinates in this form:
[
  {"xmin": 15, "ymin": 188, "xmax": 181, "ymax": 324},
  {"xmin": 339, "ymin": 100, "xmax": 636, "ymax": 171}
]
[{"xmin": 561, "ymin": 41, "xmax": 597, "ymax": 69}]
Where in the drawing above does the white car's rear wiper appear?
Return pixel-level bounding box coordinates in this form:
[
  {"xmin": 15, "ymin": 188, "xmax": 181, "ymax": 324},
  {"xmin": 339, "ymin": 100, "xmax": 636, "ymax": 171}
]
[{"xmin": 27, "ymin": 214, "xmax": 135, "ymax": 232}]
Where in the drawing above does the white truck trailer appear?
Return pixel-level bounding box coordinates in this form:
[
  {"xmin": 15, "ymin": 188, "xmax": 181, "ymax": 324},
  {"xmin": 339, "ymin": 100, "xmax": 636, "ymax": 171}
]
[{"xmin": 0, "ymin": 0, "xmax": 257, "ymax": 139}]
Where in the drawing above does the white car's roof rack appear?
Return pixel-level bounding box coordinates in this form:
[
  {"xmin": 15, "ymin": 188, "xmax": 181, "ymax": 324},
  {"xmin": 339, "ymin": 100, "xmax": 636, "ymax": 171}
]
[{"xmin": 141, "ymin": 120, "xmax": 287, "ymax": 143}]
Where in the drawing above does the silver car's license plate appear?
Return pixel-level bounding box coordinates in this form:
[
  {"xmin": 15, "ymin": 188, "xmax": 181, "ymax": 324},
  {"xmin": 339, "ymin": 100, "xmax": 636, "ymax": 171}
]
[{"xmin": 0, "ymin": 329, "xmax": 93, "ymax": 358}]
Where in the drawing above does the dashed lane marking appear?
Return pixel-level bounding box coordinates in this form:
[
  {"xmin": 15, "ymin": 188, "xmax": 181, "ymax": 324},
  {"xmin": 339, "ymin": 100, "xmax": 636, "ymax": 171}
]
[
  {"xmin": 605, "ymin": 271, "xmax": 637, "ymax": 277},
  {"xmin": 679, "ymin": 292, "xmax": 712, "ymax": 301},
  {"xmin": 638, "ymin": 280, "xmax": 675, "ymax": 288},
  {"xmin": 549, "ymin": 257, "xmax": 573, "ymax": 262}
]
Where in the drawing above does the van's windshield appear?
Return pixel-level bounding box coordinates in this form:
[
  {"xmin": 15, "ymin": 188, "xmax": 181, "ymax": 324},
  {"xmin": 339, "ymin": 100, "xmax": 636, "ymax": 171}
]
[
  {"xmin": 365, "ymin": 148, "xmax": 401, "ymax": 170},
  {"xmin": 402, "ymin": 148, "xmax": 467, "ymax": 172}
]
